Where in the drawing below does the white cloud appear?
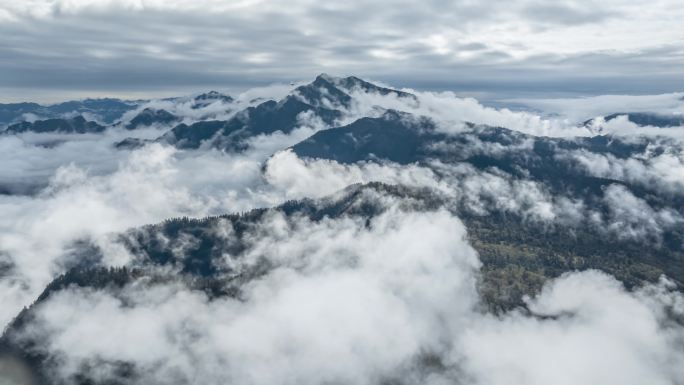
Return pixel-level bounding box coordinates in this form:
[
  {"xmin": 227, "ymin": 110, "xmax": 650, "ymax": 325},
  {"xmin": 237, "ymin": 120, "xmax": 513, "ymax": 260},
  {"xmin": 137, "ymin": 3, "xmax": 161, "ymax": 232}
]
[
  {"xmin": 19, "ymin": 206, "xmax": 481, "ymax": 385},
  {"xmin": 510, "ymin": 93, "xmax": 684, "ymax": 123},
  {"xmin": 556, "ymin": 144, "xmax": 684, "ymax": 196},
  {"xmin": 458, "ymin": 272, "xmax": 684, "ymax": 385},
  {"xmin": 0, "ymin": 122, "xmax": 330, "ymax": 327},
  {"xmin": 601, "ymin": 184, "xmax": 682, "ymax": 241},
  {"xmin": 13, "ymin": 207, "xmax": 684, "ymax": 385}
]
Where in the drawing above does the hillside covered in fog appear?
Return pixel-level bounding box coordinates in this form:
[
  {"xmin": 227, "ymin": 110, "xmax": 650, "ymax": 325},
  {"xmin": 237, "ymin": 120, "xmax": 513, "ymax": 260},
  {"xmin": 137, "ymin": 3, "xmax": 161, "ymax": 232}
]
[{"xmin": 0, "ymin": 74, "xmax": 683, "ymax": 385}]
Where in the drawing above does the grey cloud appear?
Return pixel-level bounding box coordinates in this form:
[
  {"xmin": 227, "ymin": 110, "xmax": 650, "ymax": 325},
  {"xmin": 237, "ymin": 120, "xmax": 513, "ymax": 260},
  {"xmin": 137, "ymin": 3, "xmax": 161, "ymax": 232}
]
[
  {"xmin": 0, "ymin": 89, "xmax": 346, "ymax": 326},
  {"xmin": 264, "ymin": 147, "xmax": 683, "ymax": 241},
  {"xmin": 15, "ymin": 205, "xmax": 481, "ymax": 385},
  {"xmin": 0, "ymin": 1, "xmax": 682, "ymax": 101},
  {"xmin": 522, "ymin": 1, "xmax": 615, "ymax": 26},
  {"xmin": 458, "ymin": 42, "xmax": 489, "ymax": 51},
  {"xmin": 555, "ymin": 144, "xmax": 684, "ymax": 196},
  {"xmin": 11, "ymin": 204, "xmax": 684, "ymax": 385}
]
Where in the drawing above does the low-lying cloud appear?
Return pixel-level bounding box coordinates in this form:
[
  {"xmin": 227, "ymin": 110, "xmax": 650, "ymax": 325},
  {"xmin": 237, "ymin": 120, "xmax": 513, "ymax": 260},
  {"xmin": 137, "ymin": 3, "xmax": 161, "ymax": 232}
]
[
  {"xmin": 2, "ymin": 82, "xmax": 683, "ymax": 329},
  {"xmin": 11, "ymin": 203, "xmax": 684, "ymax": 385}
]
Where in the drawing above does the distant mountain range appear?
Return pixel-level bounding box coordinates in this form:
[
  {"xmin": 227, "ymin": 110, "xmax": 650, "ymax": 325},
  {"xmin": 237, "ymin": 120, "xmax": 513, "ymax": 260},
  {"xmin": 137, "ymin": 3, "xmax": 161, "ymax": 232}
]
[
  {"xmin": 125, "ymin": 108, "xmax": 179, "ymax": 130},
  {"xmin": 3, "ymin": 75, "xmax": 681, "ymax": 145},
  {"xmin": 5, "ymin": 116, "xmax": 107, "ymax": 134},
  {"xmin": 0, "ymin": 90, "xmax": 235, "ymax": 132},
  {"xmin": 0, "ymin": 98, "xmax": 139, "ymax": 126}
]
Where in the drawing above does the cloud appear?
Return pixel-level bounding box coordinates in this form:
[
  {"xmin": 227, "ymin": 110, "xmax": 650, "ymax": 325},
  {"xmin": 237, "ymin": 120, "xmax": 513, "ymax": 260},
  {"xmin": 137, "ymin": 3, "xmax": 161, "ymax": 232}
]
[
  {"xmin": 508, "ymin": 92, "xmax": 684, "ymax": 123},
  {"xmin": 117, "ymin": 82, "xmax": 300, "ymax": 126},
  {"xmin": 263, "ymin": 150, "xmax": 447, "ymax": 200},
  {"xmin": 0, "ymin": 119, "xmax": 331, "ymax": 327},
  {"xmin": 340, "ymin": 86, "xmax": 588, "ymax": 136},
  {"xmin": 1, "ymin": 0, "xmax": 684, "ymax": 101},
  {"xmin": 10, "ymin": 203, "xmax": 684, "ymax": 385},
  {"xmin": 555, "ymin": 142, "xmax": 684, "ymax": 196},
  {"xmin": 458, "ymin": 272, "xmax": 684, "ymax": 385},
  {"xmin": 0, "ymin": 127, "xmax": 165, "ymax": 194},
  {"xmin": 521, "ymin": 1, "xmax": 615, "ymax": 26},
  {"xmin": 264, "ymin": 149, "xmax": 683, "ymax": 241},
  {"xmin": 601, "ymin": 184, "xmax": 682, "ymax": 241},
  {"xmin": 15, "ymin": 206, "xmax": 481, "ymax": 385}
]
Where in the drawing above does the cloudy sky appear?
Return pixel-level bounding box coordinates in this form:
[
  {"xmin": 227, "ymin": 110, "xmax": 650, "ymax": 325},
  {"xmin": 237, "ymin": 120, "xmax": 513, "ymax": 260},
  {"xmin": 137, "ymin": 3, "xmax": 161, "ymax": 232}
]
[{"xmin": 0, "ymin": 0, "xmax": 683, "ymax": 102}]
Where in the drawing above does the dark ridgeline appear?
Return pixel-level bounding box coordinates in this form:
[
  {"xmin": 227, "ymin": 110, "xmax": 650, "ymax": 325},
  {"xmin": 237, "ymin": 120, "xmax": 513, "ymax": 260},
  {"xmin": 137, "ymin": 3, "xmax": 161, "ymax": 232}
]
[
  {"xmin": 5, "ymin": 116, "xmax": 107, "ymax": 134},
  {"xmin": 292, "ymin": 109, "xmax": 682, "ymax": 204},
  {"xmin": 120, "ymin": 74, "xmax": 419, "ymax": 151},
  {"xmin": 124, "ymin": 108, "xmax": 178, "ymax": 130},
  {"xmin": 0, "ymin": 98, "xmax": 139, "ymax": 127},
  {"xmin": 191, "ymin": 91, "xmax": 234, "ymax": 109},
  {"xmin": 160, "ymin": 96, "xmax": 342, "ymax": 150}
]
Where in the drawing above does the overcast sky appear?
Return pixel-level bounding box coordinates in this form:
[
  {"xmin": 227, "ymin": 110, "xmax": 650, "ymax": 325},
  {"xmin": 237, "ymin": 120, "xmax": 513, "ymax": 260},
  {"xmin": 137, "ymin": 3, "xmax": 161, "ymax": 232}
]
[{"xmin": 1, "ymin": 0, "xmax": 683, "ymax": 102}]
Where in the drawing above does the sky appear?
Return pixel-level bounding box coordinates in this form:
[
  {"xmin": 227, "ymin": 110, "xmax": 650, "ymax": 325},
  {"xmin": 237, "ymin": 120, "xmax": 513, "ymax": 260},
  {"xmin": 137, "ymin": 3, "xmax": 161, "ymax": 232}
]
[{"xmin": 0, "ymin": 0, "xmax": 683, "ymax": 103}]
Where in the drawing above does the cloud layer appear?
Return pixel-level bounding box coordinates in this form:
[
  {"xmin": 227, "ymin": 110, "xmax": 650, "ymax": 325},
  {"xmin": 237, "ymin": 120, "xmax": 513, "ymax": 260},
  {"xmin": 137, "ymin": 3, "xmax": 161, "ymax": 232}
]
[
  {"xmin": 1, "ymin": 0, "xmax": 684, "ymax": 101},
  {"xmin": 12, "ymin": 204, "xmax": 684, "ymax": 385}
]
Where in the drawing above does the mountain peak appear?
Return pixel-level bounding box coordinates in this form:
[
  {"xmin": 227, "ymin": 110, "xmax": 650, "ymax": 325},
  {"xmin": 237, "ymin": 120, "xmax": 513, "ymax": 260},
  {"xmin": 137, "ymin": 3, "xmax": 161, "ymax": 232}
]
[
  {"xmin": 191, "ymin": 91, "xmax": 234, "ymax": 109},
  {"xmin": 294, "ymin": 74, "xmax": 352, "ymax": 108},
  {"xmin": 125, "ymin": 108, "xmax": 177, "ymax": 129},
  {"xmin": 334, "ymin": 76, "xmax": 417, "ymax": 101},
  {"xmin": 315, "ymin": 73, "xmax": 337, "ymax": 83},
  {"xmin": 194, "ymin": 90, "xmax": 233, "ymax": 102}
]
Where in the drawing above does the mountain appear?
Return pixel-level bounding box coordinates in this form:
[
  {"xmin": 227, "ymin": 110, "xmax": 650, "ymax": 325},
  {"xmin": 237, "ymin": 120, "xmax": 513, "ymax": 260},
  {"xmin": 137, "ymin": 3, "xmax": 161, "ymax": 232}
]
[
  {"xmin": 0, "ymin": 102, "xmax": 42, "ymax": 126},
  {"xmin": 3, "ymin": 116, "xmax": 107, "ymax": 134},
  {"xmin": 125, "ymin": 108, "xmax": 178, "ymax": 129},
  {"xmin": 292, "ymin": 110, "xmax": 653, "ymax": 166},
  {"xmin": 118, "ymin": 182, "xmax": 684, "ymax": 295},
  {"xmin": 293, "ymin": 74, "xmax": 354, "ymax": 108},
  {"xmin": 291, "ymin": 110, "xmax": 680, "ymax": 203},
  {"xmin": 109, "ymin": 74, "xmax": 419, "ymax": 150},
  {"xmin": 0, "ymin": 98, "xmax": 139, "ymax": 127},
  {"xmin": 141, "ymin": 74, "xmax": 413, "ymax": 151},
  {"xmin": 159, "ymin": 94, "xmax": 342, "ymax": 150},
  {"xmin": 292, "ymin": 109, "xmax": 436, "ymax": 164},
  {"xmin": 2, "ymin": 181, "xmax": 682, "ymax": 384},
  {"xmin": 330, "ymin": 74, "xmax": 418, "ymax": 101},
  {"xmin": 114, "ymin": 137, "xmax": 152, "ymax": 149},
  {"xmin": 292, "ymin": 74, "xmax": 416, "ymax": 109},
  {"xmin": 191, "ymin": 91, "xmax": 234, "ymax": 109}
]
